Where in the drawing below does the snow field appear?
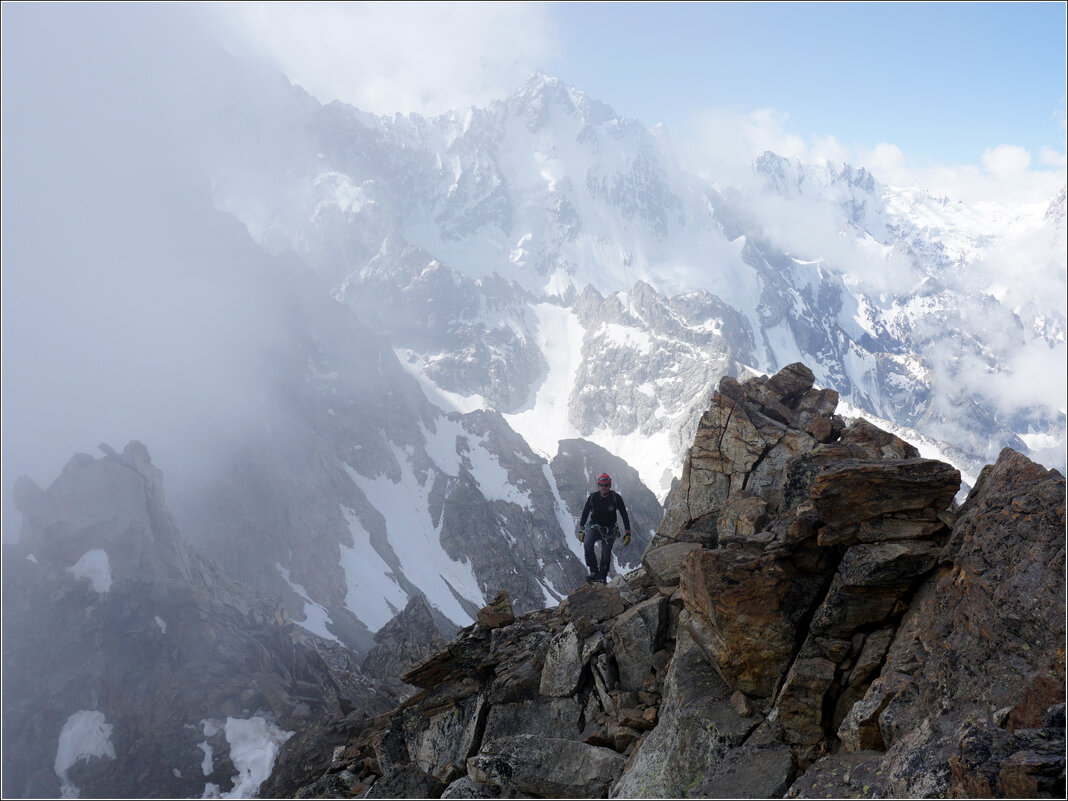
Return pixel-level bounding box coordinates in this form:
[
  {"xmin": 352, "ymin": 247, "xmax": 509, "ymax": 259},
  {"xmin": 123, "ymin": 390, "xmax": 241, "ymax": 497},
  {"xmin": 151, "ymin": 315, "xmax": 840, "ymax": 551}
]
[{"xmin": 343, "ymin": 453, "xmax": 483, "ymax": 630}]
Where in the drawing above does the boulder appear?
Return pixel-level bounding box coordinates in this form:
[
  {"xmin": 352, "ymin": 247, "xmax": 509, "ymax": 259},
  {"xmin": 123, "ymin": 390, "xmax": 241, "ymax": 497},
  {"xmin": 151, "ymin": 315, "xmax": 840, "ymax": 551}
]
[
  {"xmin": 775, "ymin": 658, "xmax": 837, "ymax": 746},
  {"xmin": 402, "ymin": 626, "xmax": 494, "ymax": 689},
  {"xmin": 482, "ymin": 697, "xmax": 583, "ymax": 744},
  {"xmin": 809, "ymin": 458, "xmax": 960, "ymax": 546},
  {"xmin": 468, "ymin": 735, "xmax": 625, "ymax": 797},
  {"xmin": 477, "ymin": 590, "xmax": 515, "ymax": 630},
  {"xmin": 363, "ymin": 763, "xmax": 445, "ymax": 798},
  {"xmin": 561, "ymin": 583, "xmax": 625, "ymax": 623},
  {"xmin": 609, "ymin": 597, "xmax": 667, "ymax": 692},
  {"xmin": 611, "ymin": 629, "xmax": 757, "ymax": 798},
  {"xmin": 679, "ymin": 546, "xmax": 831, "ymax": 698},
  {"xmin": 407, "ymin": 693, "xmax": 488, "ymax": 783},
  {"xmin": 784, "ymin": 750, "xmax": 888, "ymax": 798},
  {"xmin": 440, "ymin": 775, "xmax": 503, "ymax": 798},
  {"xmin": 807, "ymin": 539, "xmax": 944, "ymax": 638},
  {"xmin": 715, "ymin": 491, "xmax": 769, "ymax": 546},
  {"xmin": 539, "ymin": 623, "xmax": 584, "ymax": 697},
  {"xmin": 641, "ymin": 541, "xmax": 701, "ymax": 586},
  {"xmin": 690, "ymin": 743, "xmax": 796, "ymax": 799}
]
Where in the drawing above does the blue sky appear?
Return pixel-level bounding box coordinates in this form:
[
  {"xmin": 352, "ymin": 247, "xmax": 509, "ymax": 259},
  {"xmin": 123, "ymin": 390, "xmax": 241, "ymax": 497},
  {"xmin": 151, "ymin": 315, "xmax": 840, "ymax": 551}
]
[{"xmin": 548, "ymin": 2, "xmax": 1066, "ymax": 167}]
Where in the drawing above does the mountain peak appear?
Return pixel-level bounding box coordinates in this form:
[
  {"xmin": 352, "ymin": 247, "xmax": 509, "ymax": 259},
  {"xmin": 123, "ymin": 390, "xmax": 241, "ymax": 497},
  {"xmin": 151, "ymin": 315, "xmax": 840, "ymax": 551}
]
[
  {"xmin": 509, "ymin": 71, "xmax": 618, "ymax": 127},
  {"xmin": 753, "ymin": 151, "xmax": 878, "ymax": 197}
]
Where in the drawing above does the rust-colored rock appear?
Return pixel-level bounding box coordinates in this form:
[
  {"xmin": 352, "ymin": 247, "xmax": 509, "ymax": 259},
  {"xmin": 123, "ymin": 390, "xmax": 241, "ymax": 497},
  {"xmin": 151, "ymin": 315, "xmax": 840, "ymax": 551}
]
[
  {"xmin": 680, "ymin": 546, "xmax": 831, "ymax": 697},
  {"xmin": 477, "ymin": 590, "xmax": 515, "ymax": 630},
  {"xmin": 809, "ymin": 458, "xmax": 960, "ymax": 542}
]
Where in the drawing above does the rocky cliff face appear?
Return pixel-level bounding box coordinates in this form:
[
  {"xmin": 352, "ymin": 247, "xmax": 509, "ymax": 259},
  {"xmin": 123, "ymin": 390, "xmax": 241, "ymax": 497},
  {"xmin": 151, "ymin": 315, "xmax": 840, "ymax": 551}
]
[
  {"xmin": 282, "ymin": 363, "xmax": 1065, "ymax": 799},
  {"xmin": 173, "ymin": 255, "xmax": 657, "ymax": 650},
  {"xmin": 1, "ymin": 443, "xmax": 401, "ymax": 799}
]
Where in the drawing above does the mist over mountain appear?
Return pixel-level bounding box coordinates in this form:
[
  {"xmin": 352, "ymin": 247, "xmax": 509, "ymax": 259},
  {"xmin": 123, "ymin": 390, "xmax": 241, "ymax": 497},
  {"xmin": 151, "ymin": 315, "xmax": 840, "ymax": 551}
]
[
  {"xmin": 210, "ymin": 70, "xmax": 1065, "ymax": 493},
  {"xmin": 2, "ymin": 9, "xmax": 1065, "ymax": 796},
  {"xmin": 4, "ymin": 0, "xmax": 1064, "ymax": 631}
]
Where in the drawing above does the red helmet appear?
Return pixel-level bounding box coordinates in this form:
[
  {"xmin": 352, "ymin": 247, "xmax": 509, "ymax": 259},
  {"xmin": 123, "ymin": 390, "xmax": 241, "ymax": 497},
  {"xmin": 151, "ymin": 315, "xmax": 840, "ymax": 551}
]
[{"xmin": 596, "ymin": 473, "xmax": 612, "ymax": 487}]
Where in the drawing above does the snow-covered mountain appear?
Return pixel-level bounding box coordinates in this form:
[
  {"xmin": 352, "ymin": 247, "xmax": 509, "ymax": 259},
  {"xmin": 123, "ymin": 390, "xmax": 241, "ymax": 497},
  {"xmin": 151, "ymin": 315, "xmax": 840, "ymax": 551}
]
[
  {"xmin": 172, "ymin": 251, "xmax": 661, "ymax": 652},
  {"xmin": 212, "ymin": 72, "xmax": 1066, "ymax": 500},
  {"xmin": 4, "ymin": 23, "xmax": 1064, "ymax": 795}
]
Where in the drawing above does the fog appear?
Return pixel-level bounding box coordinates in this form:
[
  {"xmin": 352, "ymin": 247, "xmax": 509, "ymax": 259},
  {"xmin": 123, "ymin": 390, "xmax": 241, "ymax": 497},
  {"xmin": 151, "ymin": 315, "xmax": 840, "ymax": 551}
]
[
  {"xmin": 3, "ymin": 5, "xmax": 1064, "ymax": 543},
  {"xmin": 1, "ymin": 5, "xmax": 318, "ymax": 535}
]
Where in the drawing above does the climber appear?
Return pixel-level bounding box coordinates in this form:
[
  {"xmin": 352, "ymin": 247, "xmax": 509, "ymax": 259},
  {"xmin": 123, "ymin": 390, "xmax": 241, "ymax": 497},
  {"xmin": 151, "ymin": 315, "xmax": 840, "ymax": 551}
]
[{"xmin": 576, "ymin": 473, "xmax": 631, "ymax": 584}]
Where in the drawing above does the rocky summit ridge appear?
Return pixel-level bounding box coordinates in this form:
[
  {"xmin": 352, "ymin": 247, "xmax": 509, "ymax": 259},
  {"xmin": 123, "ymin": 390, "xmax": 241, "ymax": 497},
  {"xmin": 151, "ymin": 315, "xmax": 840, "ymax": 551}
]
[{"xmin": 277, "ymin": 363, "xmax": 1065, "ymax": 799}]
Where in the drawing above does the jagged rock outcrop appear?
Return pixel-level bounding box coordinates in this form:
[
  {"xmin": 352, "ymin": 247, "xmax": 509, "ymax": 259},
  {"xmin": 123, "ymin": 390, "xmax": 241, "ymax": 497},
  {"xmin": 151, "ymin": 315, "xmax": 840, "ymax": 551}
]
[
  {"xmin": 284, "ymin": 363, "xmax": 1065, "ymax": 799},
  {"xmin": 798, "ymin": 447, "xmax": 1067, "ymax": 798},
  {"xmin": 1, "ymin": 443, "xmax": 400, "ymax": 799},
  {"xmin": 284, "ymin": 574, "xmax": 679, "ymax": 799},
  {"xmin": 361, "ymin": 594, "xmax": 455, "ymax": 695}
]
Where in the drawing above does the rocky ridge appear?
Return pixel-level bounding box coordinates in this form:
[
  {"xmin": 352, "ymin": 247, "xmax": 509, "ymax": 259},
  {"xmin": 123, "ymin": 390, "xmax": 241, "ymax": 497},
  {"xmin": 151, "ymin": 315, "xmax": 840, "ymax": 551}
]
[{"xmin": 280, "ymin": 363, "xmax": 1065, "ymax": 799}]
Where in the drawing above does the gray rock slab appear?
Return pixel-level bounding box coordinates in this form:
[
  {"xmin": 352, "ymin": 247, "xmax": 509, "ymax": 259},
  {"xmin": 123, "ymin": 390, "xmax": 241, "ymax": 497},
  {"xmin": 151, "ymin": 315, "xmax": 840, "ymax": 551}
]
[
  {"xmin": 690, "ymin": 744, "xmax": 796, "ymax": 798},
  {"xmin": 364, "ymin": 763, "xmax": 445, "ymax": 798},
  {"xmin": 482, "ymin": 697, "xmax": 583, "ymax": 744},
  {"xmin": 609, "ymin": 596, "xmax": 667, "ymax": 692},
  {"xmin": 539, "ymin": 623, "xmax": 584, "ymax": 697},
  {"xmin": 562, "ymin": 584, "xmax": 625, "ymax": 623},
  {"xmin": 611, "ymin": 628, "xmax": 758, "ymax": 798},
  {"xmin": 642, "ymin": 541, "xmax": 702, "ymax": 586},
  {"xmin": 441, "ymin": 775, "xmax": 504, "ymax": 798},
  {"xmin": 468, "ymin": 734, "xmax": 625, "ymax": 798}
]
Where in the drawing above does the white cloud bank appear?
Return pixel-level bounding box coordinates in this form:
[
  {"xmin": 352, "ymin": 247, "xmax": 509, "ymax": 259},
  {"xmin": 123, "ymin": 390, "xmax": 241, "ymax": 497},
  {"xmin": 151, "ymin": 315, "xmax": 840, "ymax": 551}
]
[
  {"xmin": 679, "ymin": 106, "xmax": 1066, "ymax": 206},
  {"xmin": 206, "ymin": 1, "xmax": 557, "ymax": 117}
]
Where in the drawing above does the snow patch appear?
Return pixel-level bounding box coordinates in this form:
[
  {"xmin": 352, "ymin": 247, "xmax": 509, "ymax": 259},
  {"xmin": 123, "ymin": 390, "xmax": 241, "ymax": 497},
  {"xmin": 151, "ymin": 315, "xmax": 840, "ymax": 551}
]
[
  {"xmin": 198, "ymin": 740, "xmax": 214, "ymax": 776},
  {"xmin": 55, "ymin": 710, "xmax": 116, "ymax": 799},
  {"xmin": 66, "ymin": 549, "xmax": 112, "ymax": 593},
  {"xmin": 154, "ymin": 616, "xmax": 167, "ymax": 634},
  {"xmin": 505, "ymin": 302, "xmax": 584, "ymax": 458},
  {"xmin": 600, "ymin": 322, "xmax": 653, "ymax": 355},
  {"xmin": 276, "ymin": 563, "xmax": 340, "ymax": 642},
  {"xmin": 200, "ymin": 716, "xmax": 293, "ymax": 799}
]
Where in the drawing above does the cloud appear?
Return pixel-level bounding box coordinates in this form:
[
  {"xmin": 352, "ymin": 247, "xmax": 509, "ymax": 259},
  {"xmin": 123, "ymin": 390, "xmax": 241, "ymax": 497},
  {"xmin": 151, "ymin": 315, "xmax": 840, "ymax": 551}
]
[
  {"xmin": 678, "ymin": 105, "xmax": 1067, "ymax": 206},
  {"xmin": 981, "ymin": 144, "xmax": 1032, "ymax": 178},
  {"xmin": 1, "ymin": 4, "xmax": 299, "ymax": 534},
  {"xmin": 676, "ymin": 99, "xmax": 1066, "ymax": 457},
  {"xmin": 205, "ymin": 2, "xmax": 557, "ymax": 116}
]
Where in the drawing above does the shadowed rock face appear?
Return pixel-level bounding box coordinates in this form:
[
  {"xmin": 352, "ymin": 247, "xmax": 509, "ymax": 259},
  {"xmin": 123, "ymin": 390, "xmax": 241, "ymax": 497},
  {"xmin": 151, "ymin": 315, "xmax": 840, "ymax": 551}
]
[
  {"xmin": 361, "ymin": 594, "xmax": 455, "ymax": 696},
  {"xmin": 2, "ymin": 443, "xmax": 400, "ymax": 800},
  {"xmin": 280, "ymin": 363, "xmax": 1064, "ymax": 800}
]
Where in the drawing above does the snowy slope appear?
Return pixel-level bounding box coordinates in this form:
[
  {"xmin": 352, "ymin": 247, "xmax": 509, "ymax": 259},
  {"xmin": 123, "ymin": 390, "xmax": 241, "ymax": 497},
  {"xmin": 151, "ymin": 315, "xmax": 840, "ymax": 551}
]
[{"xmin": 207, "ymin": 70, "xmax": 1064, "ymax": 566}]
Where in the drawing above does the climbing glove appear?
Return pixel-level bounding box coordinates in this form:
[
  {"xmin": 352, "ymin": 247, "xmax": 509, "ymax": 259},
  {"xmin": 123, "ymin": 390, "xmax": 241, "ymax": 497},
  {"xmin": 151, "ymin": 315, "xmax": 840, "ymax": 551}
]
[
  {"xmin": 576, "ymin": 528, "xmax": 584, "ymax": 543},
  {"xmin": 623, "ymin": 531, "xmax": 631, "ymax": 546}
]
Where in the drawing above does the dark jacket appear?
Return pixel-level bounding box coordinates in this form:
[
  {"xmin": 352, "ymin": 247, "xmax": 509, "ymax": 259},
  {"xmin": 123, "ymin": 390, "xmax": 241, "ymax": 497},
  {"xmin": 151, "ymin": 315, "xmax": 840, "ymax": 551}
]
[{"xmin": 579, "ymin": 490, "xmax": 631, "ymax": 532}]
